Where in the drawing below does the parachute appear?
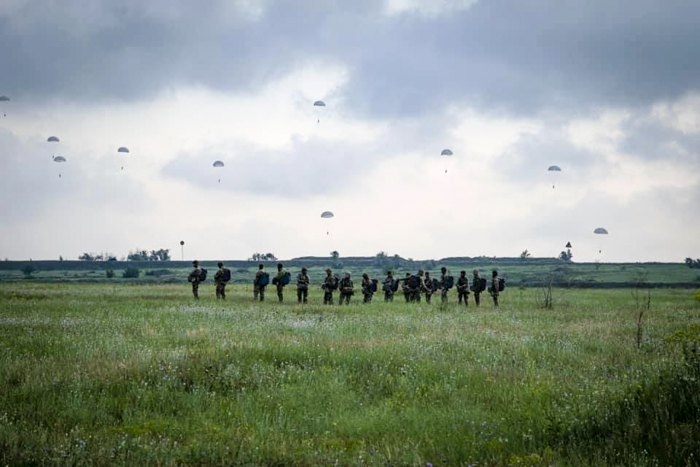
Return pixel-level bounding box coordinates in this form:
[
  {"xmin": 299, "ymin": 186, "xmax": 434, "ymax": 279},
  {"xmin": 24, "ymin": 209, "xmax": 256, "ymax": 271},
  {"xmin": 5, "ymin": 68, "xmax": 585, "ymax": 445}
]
[
  {"xmin": 0, "ymin": 95, "xmax": 9, "ymax": 117},
  {"xmin": 440, "ymin": 148, "xmax": 453, "ymax": 173},
  {"xmin": 313, "ymin": 100, "xmax": 326, "ymax": 123},
  {"xmin": 565, "ymin": 241, "xmax": 572, "ymax": 248},
  {"xmin": 548, "ymin": 165, "xmax": 562, "ymax": 189},
  {"xmin": 321, "ymin": 210, "xmax": 334, "ymax": 236},
  {"xmin": 53, "ymin": 155, "xmax": 67, "ymax": 178},
  {"xmin": 47, "ymin": 136, "xmax": 60, "ymax": 143},
  {"xmin": 117, "ymin": 147, "xmax": 129, "ymax": 171},
  {"xmin": 593, "ymin": 227, "xmax": 609, "ymax": 258},
  {"xmin": 213, "ymin": 160, "xmax": 224, "ymax": 183}
]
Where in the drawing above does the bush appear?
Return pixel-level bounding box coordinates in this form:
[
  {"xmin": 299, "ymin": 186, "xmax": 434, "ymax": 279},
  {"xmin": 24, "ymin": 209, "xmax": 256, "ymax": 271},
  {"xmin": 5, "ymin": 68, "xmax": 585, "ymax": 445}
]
[
  {"xmin": 122, "ymin": 267, "xmax": 140, "ymax": 278},
  {"xmin": 105, "ymin": 269, "xmax": 115, "ymax": 279}
]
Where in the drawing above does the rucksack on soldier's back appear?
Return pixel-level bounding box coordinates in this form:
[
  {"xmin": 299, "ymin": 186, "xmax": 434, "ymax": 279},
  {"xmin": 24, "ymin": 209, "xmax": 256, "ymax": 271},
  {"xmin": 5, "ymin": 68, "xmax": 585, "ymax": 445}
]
[
  {"xmin": 498, "ymin": 277, "xmax": 505, "ymax": 292},
  {"xmin": 407, "ymin": 275, "xmax": 419, "ymax": 289},
  {"xmin": 280, "ymin": 271, "xmax": 291, "ymax": 286},
  {"xmin": 199, "ymin": 268, "xmax": 207, "ymax": 282},
  {"xmin": 222, "ymin": 268, "xmax": 231, "ymax": 282}
]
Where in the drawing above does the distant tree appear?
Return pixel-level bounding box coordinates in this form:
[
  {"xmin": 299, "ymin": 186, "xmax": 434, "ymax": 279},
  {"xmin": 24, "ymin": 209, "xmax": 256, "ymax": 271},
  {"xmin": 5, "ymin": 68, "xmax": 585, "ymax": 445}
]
[
  {"xmin": 264, "ymin": 253, "xmax": 277, "ymax": 261},
  {"xmin": 21, "ymin": 264, "xmax": 36, "ymax": 279},
  {"xmin": 374, "ymin": 251, "xmax": 389, "ymax": 268},
  {"xmin": 79, "ymin": 252, "xmax": 95, "ymax": 261},
  {"xmin": 685, "ymin": 258, "xmax": 700, "ymax": 269},
  {"xmin": 331, "ymin": 251, "xmax": 339, "ymax": 260},
  {"xmin": 59, "ymin": 255, "xmax": 63, "ymax": 261},
  {"xmin": 520, "ymin": 250, "xmax": 531, "ymax": 260}
]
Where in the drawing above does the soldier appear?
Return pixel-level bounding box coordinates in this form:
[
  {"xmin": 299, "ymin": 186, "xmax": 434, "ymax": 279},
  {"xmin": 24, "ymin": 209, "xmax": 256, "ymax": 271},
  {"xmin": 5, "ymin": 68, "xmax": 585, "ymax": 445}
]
[
  {"xmin": 489, "ymin": 269, "xmax": 500, "ymax": 307},
  {"xmin": 439, "ymin": 266, "xmax": 451, "ymax": 304},
  {"xmin": 187, "ymin": 260, "xmax": 202, "ymax": 299},
  {"xmin": 402, "ymin": 273, "xmax": 412, "ymax": 302},
  {"xmin": 254, "ymin": 263, "xmax": 267, "ymax": 301},
  {"xmin": 471, "ymin": 269, "xmax": 483, "ymax": 306},
  {"xmin": 296, "ymin": 267, "xmax": 310, "ymax": 303},
  {"xmin": 322, "ymin": 268, "xmax": 338, "ymax": 305},
  {"xmin": 412, "ymin": 270, "xmax": 425, "ymax": 303},
  {"xmin": 338, "ymin": 272, "xmax": 354, "ymax": 305},
  {"xmin": 423, "ymin": 271, "xmax": 434, "ymax": 303},
  {"xmin": 213, "ymin": 261, "xmax": 229, "ymax": 299},
  {"xmin": 382, "ymin": 271, "xmax": 396, "ymax": 302},
  {"xmin": 361, "ymin": 273, "xmax": 374, "ymax": 303},
  {"xmin": 456, "ymin": 270, "xmax": 469, "ymax": 306},
  {"xmin": 273, "ymin": 262, "xmax": 287, "ymax": 302}
]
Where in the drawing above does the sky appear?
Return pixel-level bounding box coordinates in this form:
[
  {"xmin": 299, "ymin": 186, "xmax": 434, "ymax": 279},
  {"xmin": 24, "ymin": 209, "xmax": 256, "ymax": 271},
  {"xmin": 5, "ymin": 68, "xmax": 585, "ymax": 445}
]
[{"xmin": 1, "ymin": 0, "xmax": 698, "ymax": 263}]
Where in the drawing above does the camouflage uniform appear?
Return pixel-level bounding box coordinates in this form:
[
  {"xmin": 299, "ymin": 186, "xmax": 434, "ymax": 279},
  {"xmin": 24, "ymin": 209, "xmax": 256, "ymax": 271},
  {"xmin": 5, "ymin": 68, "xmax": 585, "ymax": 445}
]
[
  {"xmin": 273, "ymin": 263, "xmax": 286, "ymax": 302},
  {"xmin": 214, "ymin": 262, "xmax": 228, "ymax": 299},
  {"xmin": 322, "ymin": 269, "xmax": 337, "ymax": 305},
  {"xmin": 471, "ymin": 269, "xmax": 483, "ymax": 306},
  {"xmin": 188, "ymin": 261, "xmax": 202, "ymax": 299},
  {"xmin": 254, "ymin": 264, "xmax": 266, "ymax": 301},
  {"xmin": 338, "ymin": 273, "xmax": 354, "ymax": 305},
  {"xmin": 439, "ymin": 267, "xmax": 450, "ymax": 303},
  {"xmin": 382, "ymin": 272, "xmax": 396, "ymax": 302},
  {"xmin": 456, "ymin": 270, "xmax": 469, "ymax": 306},
  {"xmin": 296, "ymin": 268, "xmax": 310, "ymax": 303},
  {"xmin": 402, "ymin": 273, "xmax": 412, "ymax": 302},
  {"xmin": 361, "ymin": 273, "xmax": 374, "ymax": 303},
  {"xmin": 423, "ymin": 272, "xmax": 433, "ymax": 303},
  {"xmin": 489, "ymin": 270, "xmax": 500, "ymax": 307}
]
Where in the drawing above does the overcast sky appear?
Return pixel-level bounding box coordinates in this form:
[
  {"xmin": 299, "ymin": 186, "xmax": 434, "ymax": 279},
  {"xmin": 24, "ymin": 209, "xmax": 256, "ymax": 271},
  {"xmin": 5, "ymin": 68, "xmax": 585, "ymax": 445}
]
[{"xmin": 1, "ymin": 0, "xmax": 698, "ymax": 262}]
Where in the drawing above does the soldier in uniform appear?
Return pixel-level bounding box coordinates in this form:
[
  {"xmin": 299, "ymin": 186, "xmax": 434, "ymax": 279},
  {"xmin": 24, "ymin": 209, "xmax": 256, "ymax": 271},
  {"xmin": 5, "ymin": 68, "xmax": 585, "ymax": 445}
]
[
  {"xmin": 412, "ymin": 270, "xmax": 425, "ymax": 303},
  {"xmin": 402, "ymin": 273, "xmax": 412, "ymax": 302},
  {"xmin": 338, "ymin": 272, "xmax": 354, "ymax": 305},
  {"xmin": 273, "ymin": 262, "xmax": 287, "ymax": 302},
  {"xmin": 456, "ymin": 270, "xmax": 469, "ymax": 306},
  {"xmin": 439, "ymin": 266, "xmax": 450, "ymax": 304},
  {"xmin": 382, "ymin": 271, "xmax": 396, "ymax": 302},
  {"xmin": 214, "ymin": 262, "xmax": 228, "ymax": 299},
  {"xmin": 471, "ymin": 269, "xmax": 483, "ymax": 306},
  {"xmin": 254, "ymin": 263, "xmax": 266, "ymax": 301},
  {"xmin": 423, "ymin": 271, "xmax": 434, "ymax": 303},
  {"xmin": 322, "ymin": 268, "xmax": 337, "ymax": 305},
  {"xmin": 187, "ymin": 260, "xmax": 202, "ymax": 299},
  {"xmin": 489, "ymin": 269, "xmax": 500, "ymax": 307},
  {"xmin": 361, "ymin": 273, "xmax": 374, "ymax": 303},
  {"xmin": 296, "ymin": 267, "xmax": 310, "ymax": 303}
]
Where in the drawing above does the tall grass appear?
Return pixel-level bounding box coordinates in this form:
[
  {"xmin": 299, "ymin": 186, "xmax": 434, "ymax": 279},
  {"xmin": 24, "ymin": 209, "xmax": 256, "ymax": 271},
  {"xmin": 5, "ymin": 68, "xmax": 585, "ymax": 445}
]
[{"xmin": 0, "ymin": 283, "xmax": 698, "ymax": 465}]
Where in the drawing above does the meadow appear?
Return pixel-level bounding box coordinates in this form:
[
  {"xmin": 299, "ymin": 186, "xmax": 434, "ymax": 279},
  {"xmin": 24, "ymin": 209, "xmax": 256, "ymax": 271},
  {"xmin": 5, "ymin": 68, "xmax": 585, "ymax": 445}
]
[{"xmin": 1, "ymin": 281, "xmax": 699, "ymax": 466}]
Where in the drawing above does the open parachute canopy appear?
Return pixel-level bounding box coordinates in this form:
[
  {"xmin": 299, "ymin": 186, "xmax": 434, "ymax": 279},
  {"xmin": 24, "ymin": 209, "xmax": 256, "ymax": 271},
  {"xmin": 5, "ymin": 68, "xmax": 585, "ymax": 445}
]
[
  {"xmin": 117, "ymin": 147, "xmax": 130, "ymax": 153},
  {"xmin": 53, "ymin": 156, "xmax": 67, "ymax": 163},
  {"xmin": 441, "ymin": 149, "xmax": 453, "ymax": 156},
  {"xmin": 212, "ymin": 160, "xmax": 224, "ymax": 168},
  {"xmin": 313, "ymin": 100, "xmax": 326, "ymax": 107},
  {"xmin": 548, "ymin": 165, "xmax": 562, "ymax": 172},
  {"xmin": 47, "ymin": 136, "xmax": 60, "ymax": 143},
  {"xmin": 0, "ymin": 96, "xmax": 9, "ymax": 102},
  {"xmin": 594, "ymin": 227, "xmax": 609, "ymax": 235},
  {"xmin": 320, "ymin": 211, "xmax": 334, "ymax": 219}
]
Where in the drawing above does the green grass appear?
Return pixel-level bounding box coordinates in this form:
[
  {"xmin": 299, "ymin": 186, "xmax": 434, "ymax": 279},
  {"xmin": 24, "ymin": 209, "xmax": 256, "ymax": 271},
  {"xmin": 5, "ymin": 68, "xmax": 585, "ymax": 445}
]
[{"xmin": 1, "ymin": 283, "xmax": 699, "ymax": 465}]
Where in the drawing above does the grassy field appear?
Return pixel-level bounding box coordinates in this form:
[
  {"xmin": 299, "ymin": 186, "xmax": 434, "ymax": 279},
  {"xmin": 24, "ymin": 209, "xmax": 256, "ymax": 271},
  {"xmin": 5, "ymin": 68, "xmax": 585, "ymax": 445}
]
[{"xmin": 1, "ymin": 282, "xmax": 699, "ymax": 465}]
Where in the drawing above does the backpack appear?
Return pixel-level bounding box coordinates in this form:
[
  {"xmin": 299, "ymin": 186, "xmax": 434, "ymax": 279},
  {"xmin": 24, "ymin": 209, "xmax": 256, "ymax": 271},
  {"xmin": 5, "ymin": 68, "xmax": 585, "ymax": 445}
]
[
  {"xmin": 443, "ymin": 275, "xmax": 454, "ymax": 289},
  {"xmin": 280, "ymin": 271, "xmax": 291, "ymax": 286},
  {"xmin": 221, "ymin": 268, "xmax": 231, "ymax": 282},
  {"xmin": 407, "ymin": 275, "xmax": 420, "ymax": 289},
  {"xmin": 258, "ymin": 272, "xmax": 270, "ymax": 286},
  {"xmin": 199, "ymin": 268, "xmax": 207, "ymax": 282},
  {"xmin": 370, "ymin": 279, "xmax": 378, "ymax": 293},
  {"xmin": 498, "ymin": 277, "xmax": 505, "ymax": 292}
]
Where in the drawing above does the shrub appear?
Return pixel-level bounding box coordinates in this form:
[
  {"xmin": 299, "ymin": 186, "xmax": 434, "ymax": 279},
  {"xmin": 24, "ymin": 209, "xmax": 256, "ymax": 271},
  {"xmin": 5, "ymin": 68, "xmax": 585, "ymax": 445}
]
[
  {"xmin": 122, "ymin": 267, "xmax": 140, "ymax": 278},
  {"xmin": 105, "ymin": 269, "xmax": 115, "ymax": 279}
]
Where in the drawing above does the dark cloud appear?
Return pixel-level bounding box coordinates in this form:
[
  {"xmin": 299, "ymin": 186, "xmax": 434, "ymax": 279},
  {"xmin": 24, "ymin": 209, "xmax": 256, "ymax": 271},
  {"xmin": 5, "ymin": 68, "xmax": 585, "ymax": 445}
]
[{"xmin": 2, "ymin": 1, "xmax": 698, "ymax": 117}]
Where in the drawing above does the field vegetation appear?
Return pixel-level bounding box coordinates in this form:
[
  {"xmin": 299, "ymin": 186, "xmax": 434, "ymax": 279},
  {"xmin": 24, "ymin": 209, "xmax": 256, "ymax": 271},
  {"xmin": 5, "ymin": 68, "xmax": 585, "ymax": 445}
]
[{"xmin": 1, "ymin": 281, "xmax": 699, "ymax": 465}]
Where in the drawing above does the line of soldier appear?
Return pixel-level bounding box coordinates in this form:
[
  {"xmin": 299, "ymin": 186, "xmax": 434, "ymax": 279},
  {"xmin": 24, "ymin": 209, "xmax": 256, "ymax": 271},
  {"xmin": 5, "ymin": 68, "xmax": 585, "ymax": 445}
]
[{"xmin": 188, "ymin": 261, "xmax": 502, "ymax": 306}]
